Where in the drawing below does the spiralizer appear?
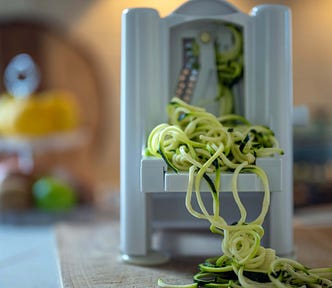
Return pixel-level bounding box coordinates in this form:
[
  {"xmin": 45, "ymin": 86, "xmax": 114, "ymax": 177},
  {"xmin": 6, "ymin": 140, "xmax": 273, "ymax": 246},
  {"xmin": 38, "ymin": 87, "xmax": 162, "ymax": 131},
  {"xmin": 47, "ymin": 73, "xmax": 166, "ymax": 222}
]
[{"xmin": 120, "ymin": 0, "xmax": 293, "ymax": 265}]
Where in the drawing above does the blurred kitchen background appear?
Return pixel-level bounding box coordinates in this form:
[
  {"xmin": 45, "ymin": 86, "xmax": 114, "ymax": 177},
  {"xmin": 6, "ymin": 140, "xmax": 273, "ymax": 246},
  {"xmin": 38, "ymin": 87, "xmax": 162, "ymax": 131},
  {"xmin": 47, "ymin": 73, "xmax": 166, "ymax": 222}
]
[{"xmin": 0, "ymin": 0, "xmax": 330, "ymax": 220}]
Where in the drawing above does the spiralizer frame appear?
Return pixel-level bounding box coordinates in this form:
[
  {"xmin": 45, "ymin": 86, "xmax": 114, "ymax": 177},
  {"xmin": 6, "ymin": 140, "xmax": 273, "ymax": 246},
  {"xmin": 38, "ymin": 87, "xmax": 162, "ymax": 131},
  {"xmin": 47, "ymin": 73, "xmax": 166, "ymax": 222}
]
[{"xmin": 120, "ymin": 0, "xmax": 293, "ymax": 265}]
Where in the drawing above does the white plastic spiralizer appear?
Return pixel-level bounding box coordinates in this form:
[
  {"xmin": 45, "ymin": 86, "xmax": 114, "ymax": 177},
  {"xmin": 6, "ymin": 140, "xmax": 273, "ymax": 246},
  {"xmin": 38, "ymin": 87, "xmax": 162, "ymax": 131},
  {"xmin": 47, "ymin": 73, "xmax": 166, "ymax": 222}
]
[{"xmin": 120, "ymin": 0, "xmax": 293, "ymax": 265}]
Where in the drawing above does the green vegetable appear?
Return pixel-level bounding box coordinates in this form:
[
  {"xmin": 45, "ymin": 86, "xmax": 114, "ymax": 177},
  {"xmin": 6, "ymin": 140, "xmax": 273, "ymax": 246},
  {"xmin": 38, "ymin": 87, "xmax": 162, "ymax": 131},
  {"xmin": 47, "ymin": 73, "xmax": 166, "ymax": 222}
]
[
  {"xmin": 32, "ymin": 176, "xmax": 77, "ymax": 211},
  {"xmin": 214, "ymin": 24, "xmax": 244, "ymax": 115},
  {"xmin": 147, "ymin": 98, "xmax": 332, "ymax": 287},
  {"xmin": 158, "ymin": 279, "xmax": 197, "ymax": 288}
]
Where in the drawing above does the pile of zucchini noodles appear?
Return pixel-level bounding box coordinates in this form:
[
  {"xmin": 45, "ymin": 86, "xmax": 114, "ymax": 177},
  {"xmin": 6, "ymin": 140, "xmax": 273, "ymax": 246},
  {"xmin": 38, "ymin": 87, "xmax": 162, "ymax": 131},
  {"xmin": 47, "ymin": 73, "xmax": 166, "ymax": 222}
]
[{"xmin": 146, "ymin": 97, "xmax": 332, "ymax": 288}]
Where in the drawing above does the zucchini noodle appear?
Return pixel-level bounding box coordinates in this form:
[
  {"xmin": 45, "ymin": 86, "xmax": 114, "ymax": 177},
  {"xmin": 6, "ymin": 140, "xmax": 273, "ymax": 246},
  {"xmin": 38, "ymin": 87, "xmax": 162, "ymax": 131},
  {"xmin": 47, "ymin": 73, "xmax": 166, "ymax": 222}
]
[
  {"xmin": 146, "ymin": 97, "xmax": 332, "ymax": 287},
  {"xmin": 214, "ymin": 24, "xmax": 243, "ymax": 115}
]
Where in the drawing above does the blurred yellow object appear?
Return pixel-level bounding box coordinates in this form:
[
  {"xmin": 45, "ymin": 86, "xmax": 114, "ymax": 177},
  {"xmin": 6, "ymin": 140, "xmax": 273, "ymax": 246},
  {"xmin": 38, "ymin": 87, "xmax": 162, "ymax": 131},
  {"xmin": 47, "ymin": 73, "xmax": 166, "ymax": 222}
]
[{"xmin": 0, "ymin": 91, "xmax": 79, "ymax": 136}]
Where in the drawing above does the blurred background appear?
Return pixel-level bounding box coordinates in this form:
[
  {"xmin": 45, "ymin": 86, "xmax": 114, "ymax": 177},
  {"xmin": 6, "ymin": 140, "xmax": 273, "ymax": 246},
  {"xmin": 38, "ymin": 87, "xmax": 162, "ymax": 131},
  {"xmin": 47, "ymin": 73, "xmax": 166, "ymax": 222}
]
[{"xmin": 0, "ymin": 0, "xmax": 330, "ymax": 220}]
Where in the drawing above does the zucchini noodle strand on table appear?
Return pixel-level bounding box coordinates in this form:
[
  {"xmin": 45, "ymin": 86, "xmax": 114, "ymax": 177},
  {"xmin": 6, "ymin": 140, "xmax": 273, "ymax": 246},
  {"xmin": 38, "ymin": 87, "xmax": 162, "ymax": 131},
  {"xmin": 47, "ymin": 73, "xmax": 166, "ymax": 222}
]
[{"xmin": 145, "ymin": 97, "xmax": 332, "ymax": 288}]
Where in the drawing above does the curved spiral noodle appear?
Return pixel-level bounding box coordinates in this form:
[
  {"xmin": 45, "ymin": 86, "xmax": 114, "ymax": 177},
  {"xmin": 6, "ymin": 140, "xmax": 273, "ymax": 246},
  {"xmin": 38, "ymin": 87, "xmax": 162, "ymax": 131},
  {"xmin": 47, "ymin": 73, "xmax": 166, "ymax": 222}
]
[{"xmin": 150, "ymin": 98, "xmax": 332, "ymax": 287}]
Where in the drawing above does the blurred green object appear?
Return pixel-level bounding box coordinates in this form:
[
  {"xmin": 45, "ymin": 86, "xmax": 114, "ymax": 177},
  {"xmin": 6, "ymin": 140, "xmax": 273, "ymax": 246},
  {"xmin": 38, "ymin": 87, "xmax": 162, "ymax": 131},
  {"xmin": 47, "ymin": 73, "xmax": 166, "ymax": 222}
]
[{"xmin": 32, "ymin": 176, "xmax": 77, "ymax": 211}]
